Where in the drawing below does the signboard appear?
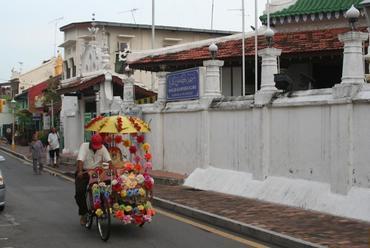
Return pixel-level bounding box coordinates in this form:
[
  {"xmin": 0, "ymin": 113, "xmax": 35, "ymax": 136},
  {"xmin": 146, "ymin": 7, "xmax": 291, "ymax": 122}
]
[
  {"xmin": 43, "ymin": 115, "xmax": 50, "ymax": 130},
  {"xmin": 166, "ymin": 68, "xmax": 199, "ymax": 101},
  {"xmin": 28, "ymin": 81, "xmax": 48, "ymax": 112},
  {"xmin": 33, "ymin": 113, "xmax": 41, "ymax": 121}
]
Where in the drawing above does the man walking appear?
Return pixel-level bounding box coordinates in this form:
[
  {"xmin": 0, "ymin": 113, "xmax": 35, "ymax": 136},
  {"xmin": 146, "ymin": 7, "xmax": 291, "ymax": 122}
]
[
  {"xmin": 48, "ymin": 127, "xmax": 60, "ymax": 168},
  {"xmin": 29, "ymin": 133, "xmax": 44, "ymax": 175}
]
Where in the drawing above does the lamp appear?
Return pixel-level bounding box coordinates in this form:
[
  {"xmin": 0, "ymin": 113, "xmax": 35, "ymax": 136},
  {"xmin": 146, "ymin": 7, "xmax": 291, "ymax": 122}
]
[
  {"xmin": 9, "ymin": 99, "xmax": 16, "ymax": 151},
  {"xmin": 92, "ymin": 84, "xmax": 100, "ymax": 115},
  {"xmin": 265, "ymin": 27, "xmax": 275, "ymax": 47},
  {"xmin": 125, "ymin": 65, "xmax": 133, "ymax": 77},
  {"xmin": 209, "ymin": 43, "xmax": 218, "ymax": 60},
  {"xmin": 345, "ymin": 5, "xmax": 360, "ymax": 31}
]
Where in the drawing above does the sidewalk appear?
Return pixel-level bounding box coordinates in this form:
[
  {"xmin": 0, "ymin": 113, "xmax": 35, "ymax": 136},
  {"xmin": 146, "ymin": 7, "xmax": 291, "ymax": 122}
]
[{"xmin": 1, "ymin": 143, "xmax": 369, "ymax": 247}]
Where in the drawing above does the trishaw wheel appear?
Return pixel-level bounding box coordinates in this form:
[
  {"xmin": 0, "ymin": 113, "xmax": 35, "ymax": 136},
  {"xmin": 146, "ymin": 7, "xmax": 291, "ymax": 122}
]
[
  {"xmin": 85, "ymin": 212, "xmax": 94, "ymax": 229},
  {"xmin": 97, "ymin": 195, "xmax": 111, "ymax": 241}
]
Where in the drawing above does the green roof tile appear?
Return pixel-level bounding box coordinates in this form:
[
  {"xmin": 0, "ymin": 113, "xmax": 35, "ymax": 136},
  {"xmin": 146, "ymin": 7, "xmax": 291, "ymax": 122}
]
[{"xmin": 261, "ymin": 0, "xmax": 363, "ymax": 22}]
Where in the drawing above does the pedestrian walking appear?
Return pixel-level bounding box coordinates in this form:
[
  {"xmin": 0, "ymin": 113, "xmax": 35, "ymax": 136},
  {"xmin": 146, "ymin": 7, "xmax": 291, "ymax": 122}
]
[
  {"xmin": 29, "ymin": 133, "xmax": 44, "ymax": 175},
  {"xmin": 48, "ymin": 127, "xmax": 60, "ymax": 168}
]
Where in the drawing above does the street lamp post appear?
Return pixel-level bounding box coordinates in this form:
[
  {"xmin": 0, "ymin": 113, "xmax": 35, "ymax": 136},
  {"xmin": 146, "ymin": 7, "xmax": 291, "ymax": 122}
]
[{"xmin": 10, "ymin": 99, "xmax": 16, "ymax": 151}]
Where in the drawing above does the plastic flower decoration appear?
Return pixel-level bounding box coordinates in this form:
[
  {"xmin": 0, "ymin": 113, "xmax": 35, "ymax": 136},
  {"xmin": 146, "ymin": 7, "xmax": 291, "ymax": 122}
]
[
  {"xmin": 134, "ymin": 155, "xmax": 141, "ymax": 164},
  {"xmin": 120, "ymin": 174, "xmax": 128, "ymax": 183},
  {"xmin": 113, "ymin": 203, "xmax": 120, "ymax": 210},
  {"xmin": 137, "ymin": 205, "xmax": 145, "ymax": 211},
  {"xmin": 115, "ymin": 210, "xmax": 125, "ymax": 220},
  {"xmin": 114, "ymin": 135, "xmax": 123, "ymax": 144},
  {"xmin": 144, "ymin": 162, "xmax": 153, "ymax": 171},
  {"xmin": 120, "ymin": 190, "xmax": 127, "ymax": 198},
  {"xmin": 136, "ymin": 174, "xmax": 145, "ymax": 184},
  {"xmin": 142, "ymin": 143, "xmax": 150, "ymax": 152},
  {"xmin": 144, "ymin": 153, "xmax": 152, "ymax": 161},
  {"xmin": 124, "ymin": 205, "xmax": 133, "ymax": 212},
  {"xmin": 129, "ymin": 145, "xmax": 137, "ymax": 154},
  {"xmin": 123, "ymin": 139, "xmax": 131, "ymax": 147},
  {"xmin": 95, "ymin": 208, "xmax": 104, "ymax": 217},
  {"xmin": 143, "ymin": 215, "xmax": 152, "ymax": 223},
  {"xmin": 124, "ymin": 162, "xmax": 134, "ymax": 171},
  {"xmin": 134, "ymin": 163, "xmax": 142, "ymax": 172},
  {"xmin": 134, "ymin": 215, "xmax": 143, "ymax": 224},
  {"xmin": 126, "ymin": 173, "xmax": 138, "ymax": 188},
  {"xmin": 136, "ymin": 135, "xmax": 145, "ymax": 144},
  {"xmin": 139, "ymin": 188, "xmax": 146, "ymax": 197},
  {"xmin": 122, "ymin": 215, "xmax": 132, "ymax": 224},
  {"xmin": 117, "ymin": 117, "xmax": 124, "ymax": 132}
]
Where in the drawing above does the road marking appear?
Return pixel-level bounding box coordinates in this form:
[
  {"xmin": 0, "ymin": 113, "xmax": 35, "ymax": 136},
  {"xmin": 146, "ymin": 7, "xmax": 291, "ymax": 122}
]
[
  {"xmin": 156, "ymin": 208, "xmax": 269, "ymax": 248},
  {"xmin": 0, "ymin": 237, "xmax": 8, "ymax": 240}
]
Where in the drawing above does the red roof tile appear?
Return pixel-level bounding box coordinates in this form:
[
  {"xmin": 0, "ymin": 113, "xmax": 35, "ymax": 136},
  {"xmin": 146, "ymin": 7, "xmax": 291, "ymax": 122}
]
[{"xmin": 130, "ymin": 28, "xmax": 363, "ymax": 67}]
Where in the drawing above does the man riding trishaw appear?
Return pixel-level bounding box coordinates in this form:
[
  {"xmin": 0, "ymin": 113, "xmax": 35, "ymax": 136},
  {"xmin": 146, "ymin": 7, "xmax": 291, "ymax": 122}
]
[{"xmin": 75, "ymin": 133, "xmax": 112, "ymax": 226}]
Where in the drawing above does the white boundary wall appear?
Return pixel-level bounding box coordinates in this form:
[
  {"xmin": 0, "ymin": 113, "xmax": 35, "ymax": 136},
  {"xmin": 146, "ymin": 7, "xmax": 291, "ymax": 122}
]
[{"xmin": 142, "ymin": 85, "xmax": 370, "ymax": 218}]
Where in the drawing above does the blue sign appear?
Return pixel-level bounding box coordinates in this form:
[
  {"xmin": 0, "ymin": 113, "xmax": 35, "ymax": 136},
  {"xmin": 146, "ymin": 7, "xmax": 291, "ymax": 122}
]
[{"xmin": 166, "ymin": 68, "xmax": 199, "ymax": 101}]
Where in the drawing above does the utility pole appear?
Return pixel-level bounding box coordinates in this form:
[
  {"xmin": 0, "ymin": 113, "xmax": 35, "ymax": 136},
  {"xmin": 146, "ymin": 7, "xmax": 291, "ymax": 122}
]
[
  {"xmin": 228, "ymin": 5, "xmax": 247, "ymax": 95},
  {"xmin": 152, "ymin": 0, "xmax": 155, "ymax": 49},
  {"xmin": 49, "ymin": 17, "xmax": 64, "ymax": 57},
  {"xmin": 51, "ymin": 99, "xmax": 54, "ymax": 128},
  {"xmin": 211, "ymin": 0, "xmax": 215, "ymax": 30},
  {"xmin": 242, "ymin": 0, "xmax": 246, "ymax": 96},
  {"xmin": 254, "ymin": 0, "xmax": 258, "ymax": 93}
]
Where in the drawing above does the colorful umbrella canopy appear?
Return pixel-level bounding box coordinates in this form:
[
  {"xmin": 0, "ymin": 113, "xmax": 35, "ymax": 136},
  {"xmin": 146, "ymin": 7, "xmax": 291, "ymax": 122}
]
[{"xmin": 85, "ymin": 115, "xmax": 150, "ymax": 134}]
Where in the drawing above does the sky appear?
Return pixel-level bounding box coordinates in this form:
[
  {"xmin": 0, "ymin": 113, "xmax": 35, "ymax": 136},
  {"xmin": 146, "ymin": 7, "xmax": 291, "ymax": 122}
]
[{"xmin": 0, "ymin": 0, "xmax": 268, "ymax": 81}]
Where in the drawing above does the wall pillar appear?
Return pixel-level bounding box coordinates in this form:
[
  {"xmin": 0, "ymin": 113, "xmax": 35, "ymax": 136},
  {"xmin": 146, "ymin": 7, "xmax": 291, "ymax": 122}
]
[
  {"xmin": 333, "ymin": 31, "xmax": 368, "ymax": 98},
  {"xmin": 156, "ymin": 71, "xmax": 168, "ymax": 103},
  {"xmin": 255, "ymin": 47, "xmax": 282, "ymax": 105},
  {"xmin": 202, "ymin": 60, "xmax": 224, "ymax": 99},
  {"xmin": 123, "ymin": 75, "xmax": 135, "ymax": 106}
]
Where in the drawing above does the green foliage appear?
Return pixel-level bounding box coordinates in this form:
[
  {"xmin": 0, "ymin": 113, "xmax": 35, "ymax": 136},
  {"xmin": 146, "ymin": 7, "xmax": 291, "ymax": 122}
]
[
  {"xmin": 16, "ymin": 109, "xmax": 33, "ymax": 133},
  {"xmin": 37, "ymin": 130, "xmax": 49, "ymax": 146},
  {"xmin": 43, "ymin": 79, "xmax": 61, "ymax": 106}
]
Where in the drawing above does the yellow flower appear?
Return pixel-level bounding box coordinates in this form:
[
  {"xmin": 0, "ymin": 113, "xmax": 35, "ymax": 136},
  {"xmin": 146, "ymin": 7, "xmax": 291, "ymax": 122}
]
[
  {"xmin": 139, "ymin": 188, "xmax": 146, "ymax": 196},
  {"xmin": 113, "ymin": 203, "xmax": 120, "ymax": 210},
  {"xmin": 95, "ymin": 208, "xmax": 104, "ymax": 217},
  {"xmin": 126, "ymin": 173, "xmax": 137, "ymax": 188},
  {"xmin": 137, "ymin": 205, "xmax": 144, "ymax": 211},
  {"xmin": 125, "ymin": 205, "xmax": 132, "ymax": 212},
  {"xmin": 120, "ymin": 190, "xmax": 127, "ymax": 198},
  {"xmin": 142, "ymin": 143, "xmax": 151, "ymax": 152}
]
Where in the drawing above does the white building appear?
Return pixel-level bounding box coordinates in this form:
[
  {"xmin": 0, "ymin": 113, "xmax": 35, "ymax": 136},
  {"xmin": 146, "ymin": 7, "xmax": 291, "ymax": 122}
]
[
  {"xmin": 12, "ymin": 55, "xmax": 63, "ymax": 93},
  {"xmin": 59, "ymin": 21, "xmax": 234, "ymax": 91}
]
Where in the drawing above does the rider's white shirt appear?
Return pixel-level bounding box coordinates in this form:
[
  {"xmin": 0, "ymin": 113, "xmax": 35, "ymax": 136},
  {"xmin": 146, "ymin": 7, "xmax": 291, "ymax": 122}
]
[{"xmin": 77, "ymin": 143, "xmax": 111, "ymax": 169}]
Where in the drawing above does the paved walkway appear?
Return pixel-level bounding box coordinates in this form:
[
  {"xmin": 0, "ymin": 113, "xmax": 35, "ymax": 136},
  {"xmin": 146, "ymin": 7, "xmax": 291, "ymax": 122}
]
[{"xmin": 1, "ymin": 143, "xmax": 369, "ymax": 247}]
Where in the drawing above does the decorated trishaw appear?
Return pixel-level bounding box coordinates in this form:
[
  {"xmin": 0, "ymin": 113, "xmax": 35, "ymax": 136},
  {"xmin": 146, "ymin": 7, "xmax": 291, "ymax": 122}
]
[{"xmin": 83, "ymin": 115, "xmax": 155, "ymax": 241}]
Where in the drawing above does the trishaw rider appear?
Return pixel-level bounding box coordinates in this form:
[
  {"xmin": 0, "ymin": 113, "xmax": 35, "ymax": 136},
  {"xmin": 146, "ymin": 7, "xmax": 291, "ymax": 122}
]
[{"xmin": 75, "ymin": 133, "xmax": 112, "ymax": 226}]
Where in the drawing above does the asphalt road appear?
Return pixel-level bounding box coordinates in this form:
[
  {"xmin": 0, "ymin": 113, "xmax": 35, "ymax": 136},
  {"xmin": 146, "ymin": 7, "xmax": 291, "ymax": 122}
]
[{"xmin": 0, "ymin": 151, "xmax": 270, "ymax": 248}]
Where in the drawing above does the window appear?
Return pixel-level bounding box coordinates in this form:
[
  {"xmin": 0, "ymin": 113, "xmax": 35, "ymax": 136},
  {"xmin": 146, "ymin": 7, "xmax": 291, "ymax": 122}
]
[
  {"xmin": 69, "ymin": 58, "xmax": 76, "ymax": 77},
  {"xmin": 117, "ymin": 42, "xmax": 129, "ymax": 52},
  {"xmin": 64, "ymin": 61, "xmax": 70, "ymax": 79}
]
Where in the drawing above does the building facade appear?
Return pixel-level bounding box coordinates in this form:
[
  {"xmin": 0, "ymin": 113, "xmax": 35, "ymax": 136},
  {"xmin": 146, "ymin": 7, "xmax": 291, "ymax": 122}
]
[
  {"xmin": 59, "ymin": 21, "xmax": 234, "ymax": 90},
  {"xmin": 12, "ymin": 54, "xmax": 63, "ymax": 93}
]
